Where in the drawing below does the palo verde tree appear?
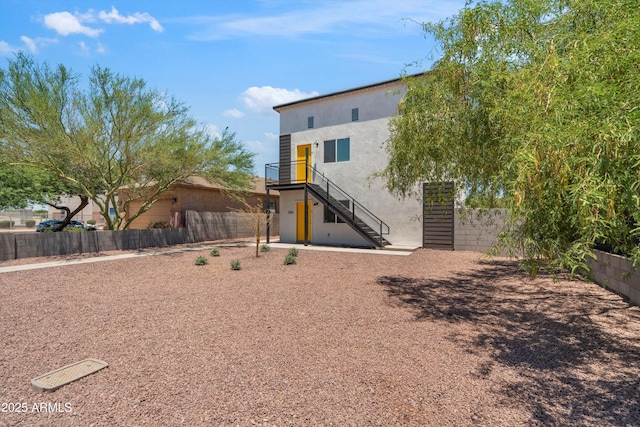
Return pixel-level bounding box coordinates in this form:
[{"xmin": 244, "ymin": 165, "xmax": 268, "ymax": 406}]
[
  {"xmin": 380, "ymin": 0, "xmax": 640, "ymax": 275},
  {"xmin": 0, "ymin": 53, "xmax": 254, "ymax": 230}
]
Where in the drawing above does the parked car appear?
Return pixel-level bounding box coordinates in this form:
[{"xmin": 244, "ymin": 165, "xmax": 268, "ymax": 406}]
[{"xmin": 36, "ymin": 219, "xmax": 97, "ymax": 232}]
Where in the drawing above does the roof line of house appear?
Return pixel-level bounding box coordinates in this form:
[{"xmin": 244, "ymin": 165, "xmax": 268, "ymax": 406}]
[{"xmin": 272, "ymin": 72, "xmax": 425, "ymax": 111}]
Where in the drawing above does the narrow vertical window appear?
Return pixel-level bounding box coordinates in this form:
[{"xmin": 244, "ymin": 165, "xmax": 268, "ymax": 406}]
[
  {"xmin": 324, "ymin": 140, "xmax": 336, "ymax": 163},
  {"xmin": 308, "ymin": 116, "xmax": 314, "ymax": 129},
  {"xmin": 351, "ymin": 108, "xmax": 359, "ymax": 122}
]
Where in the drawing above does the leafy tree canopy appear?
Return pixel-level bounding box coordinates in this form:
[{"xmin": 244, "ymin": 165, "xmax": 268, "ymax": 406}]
[
  {"xmin": 381, "ymin": 0, "xmax": 640, "ymax": 275},
  {"xmin": 0, "ymin": 53, "xmax": 254, "ymax": 229}
]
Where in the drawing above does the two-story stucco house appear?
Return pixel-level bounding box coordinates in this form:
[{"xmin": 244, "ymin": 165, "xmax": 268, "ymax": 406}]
[{"xmin": 266, "ymin": 74, "xmax": 451, "ymax": 249}]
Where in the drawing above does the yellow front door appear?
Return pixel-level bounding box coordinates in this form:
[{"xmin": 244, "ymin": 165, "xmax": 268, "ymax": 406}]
[
  {"xmin": 296, "ymin": 201, "xmax": 312, "ymax": 241},
  {"xmin": 296, "ymin": 144, "xmax": 312, "ymax": 183}
]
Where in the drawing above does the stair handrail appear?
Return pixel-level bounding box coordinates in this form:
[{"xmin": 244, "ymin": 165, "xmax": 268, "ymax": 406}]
[{"xmin": 265, "ymin": 161, "xmax": 389, "ymax": 241}]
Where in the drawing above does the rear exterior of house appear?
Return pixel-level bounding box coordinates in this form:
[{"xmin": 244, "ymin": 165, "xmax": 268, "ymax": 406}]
[{"xmin": 267, "ymin": 75, "xmax": 426, "ymax": 248}]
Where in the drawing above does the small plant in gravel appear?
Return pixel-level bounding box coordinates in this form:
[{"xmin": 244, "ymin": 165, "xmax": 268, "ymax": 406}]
[
  {"xmin": 209, "ymin": 247, "xmax": 220, "ymax": 257},
  {"xmin": 230, "ymin": 259, "xmax": 242, "ymax": 270},
  {"xmin": 260, "ymin": 244, "xmax": 270, "ymax": 253},
  {"xmin": 194, "ymin": 255, "xmax": 208, "ymax": 266},
  {"xmin": 287, "ymin": 247, "xmax": 299, "ymax": 257},
  {"xmin": 283, "ymin": 254, "xmax": 297, "ymax": 265}
]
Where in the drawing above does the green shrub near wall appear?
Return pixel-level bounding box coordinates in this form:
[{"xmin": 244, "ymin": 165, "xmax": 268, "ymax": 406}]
[{"xmin": 0, "ymin": 220, "xmax": 15, "ymax": 228}]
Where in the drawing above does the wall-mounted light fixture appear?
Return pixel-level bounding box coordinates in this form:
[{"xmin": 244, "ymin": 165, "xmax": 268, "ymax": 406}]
[
  {"xmin": 171, "ymin": 197, "xmax": 177, "ymax": 204},
  {"xmin": 314, "ymin": 141, "xmax": 319, "ymax": 148}
]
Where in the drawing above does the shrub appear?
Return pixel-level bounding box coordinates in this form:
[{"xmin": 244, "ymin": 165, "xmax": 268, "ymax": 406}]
[
  {"xmin": 195, "ymin": 255, "xmax": 208, "ymax": 266},
  {"xmin": 283, "ymin": 254, "xmax": 297, "ymax": 265},
  {"xmin": 287, "ymin": 247, "xmax": 299, "ymax": 257},
  {"xmin": 147, "ymin": 221, "xmax": 172, "ymax": 229},
  {"xmin": 230, "ymin": 259, "xmax": 241, "ymax": 270},
  {"xmin": 0, "ymin": 220, "xmax": 15, "ymax": 229},
  {"xmin": 260, "ymin": 244, "xmax": 270, "ymax": 252},
  {"xmin": 63, "ymin": 226, "xmax": 85, "ymax": 232},
  {"xmin": 25, "ymin": 219, "xmax": 36, "ymax": 228},
  {"xmin": 209, "ymin": 247, "xmax": 220, "ymax": 257},
  {"xmin": 87, "ymin": 219, "xmax": 97, "ymax": 225}
]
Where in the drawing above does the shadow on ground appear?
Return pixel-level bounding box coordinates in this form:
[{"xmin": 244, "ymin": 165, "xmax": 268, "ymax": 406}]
[{"xmin": 378, "ymin": 261, "xmax": 640, "ymax": 426}]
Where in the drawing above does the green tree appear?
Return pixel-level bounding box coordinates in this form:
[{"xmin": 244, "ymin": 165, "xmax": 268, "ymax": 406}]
[
  {"xmin": 0, "ymin": 53, "xmax": 254, "ymax": 230},
  {"xmin": 381, "ymin": 0, "xmax": 640, "ymax": 275}
]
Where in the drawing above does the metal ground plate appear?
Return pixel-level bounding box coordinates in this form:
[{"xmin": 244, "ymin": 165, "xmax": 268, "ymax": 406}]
[{"xmin": 31, "ymin": 358, "xmax": 108, "ymax": 392}]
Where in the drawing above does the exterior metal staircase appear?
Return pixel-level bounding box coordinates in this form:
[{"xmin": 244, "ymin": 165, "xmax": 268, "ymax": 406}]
[{"xmin": 265, "ymin": 162, "xmax": 390, "ymax": 248}]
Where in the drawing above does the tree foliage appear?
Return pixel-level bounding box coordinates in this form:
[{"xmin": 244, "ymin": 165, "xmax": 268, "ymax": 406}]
[
  {"xmin": 381, "ymin": 0, "xmax": 640, "ymax": 274},
  {"xmin": 0, "ymin": 53, "xmax": 254, "ymax": 229}
]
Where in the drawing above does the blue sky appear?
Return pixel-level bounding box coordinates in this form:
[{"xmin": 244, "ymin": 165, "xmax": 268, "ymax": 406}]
[{"xmin": 1, "ymin": 0, "xmax": 465, "ymax": 174}]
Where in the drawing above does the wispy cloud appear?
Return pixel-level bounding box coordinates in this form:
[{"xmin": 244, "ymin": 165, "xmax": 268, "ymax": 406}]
[
  {"xmin": 43, "ymin": 7, "xmax": 163, "ymax": 37},
  {"xmin": 187, "ymin": 0, "xmax": 464, "ymax": 40},
  {"xmin": 223, "ymin": 108, "xmax": 245, "ymax": 118},
  {"xmin": 0, "ymin": 36, "xmax": 57, "ymax": 56},
  {"xmin": 241, "ymin": 86, "xmax": 319, "ymax": 115},
  {"xmin": 98, "ymin": 6, "xmax": 163, "ymax": 32}
]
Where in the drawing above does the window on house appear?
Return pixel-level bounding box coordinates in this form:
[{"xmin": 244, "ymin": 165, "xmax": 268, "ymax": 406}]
[
  {"xmin": 323, "ymin": 137, "xmax": 350, "ymax": 163},
  {"xmin": 308, "ymin": 116, "xmax": 314, "ymax": 129},
  {"xmin": 324, "ymin": 199, "xmax": 350, "ymax": 223},
  {"xmin": 352, "ymin": 108, "xmax": 359, "ymax": 122}
]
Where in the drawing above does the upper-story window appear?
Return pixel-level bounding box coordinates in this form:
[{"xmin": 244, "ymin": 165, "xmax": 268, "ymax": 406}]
[
  {"xmin": 308, "ymin": 116, "xmax": 314, "ymax": 129},
  {"xmin": 324, "ymin": 137, "xmax": 350, "ymax": 163},
  {"xmin": 351, "ymin": 108, "xmax": 359, "ymax": 122}
]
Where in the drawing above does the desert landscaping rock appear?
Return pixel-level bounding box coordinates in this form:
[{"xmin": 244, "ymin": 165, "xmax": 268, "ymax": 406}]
[{"xmin": 1, "ymin": 244, "xmax": 639, "ymax": 425}]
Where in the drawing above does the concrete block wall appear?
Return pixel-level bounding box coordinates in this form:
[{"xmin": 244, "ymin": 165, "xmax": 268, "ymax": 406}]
[
  {"xmin": 588, "ymin": 249, "xmax": 640, "ymax": 306},
  {"xmin": 454, "ymin": 209, "xmax": 507, "ymax": 254}
]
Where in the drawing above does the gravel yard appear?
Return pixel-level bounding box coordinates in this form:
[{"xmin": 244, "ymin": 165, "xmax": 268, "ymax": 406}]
[{"xmin": 1, "ymin": 243, "xmax": 639, "ymax": 426}]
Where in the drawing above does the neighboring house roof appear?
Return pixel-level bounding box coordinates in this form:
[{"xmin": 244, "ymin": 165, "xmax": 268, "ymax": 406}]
[
  {"xmin": 173, "ymin": 176, "xmax": 277, "ymax": 196},
  {"xmin": 273, "ymin": 72, "xmax": 425, "ymax": 111}
]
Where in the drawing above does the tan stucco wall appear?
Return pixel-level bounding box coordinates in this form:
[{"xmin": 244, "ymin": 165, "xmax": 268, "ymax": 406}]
[{"xmin": 124, "ymin": 185, "xmax": 279, "ymax": 230}]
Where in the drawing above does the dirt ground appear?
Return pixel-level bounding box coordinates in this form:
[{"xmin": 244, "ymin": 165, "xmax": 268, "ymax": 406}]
[{"xmin": 1, "ymin": 244, "xmax": 639, "ymax": 426}]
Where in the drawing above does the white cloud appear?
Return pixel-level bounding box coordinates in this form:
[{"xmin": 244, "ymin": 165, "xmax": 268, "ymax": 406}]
[
  {"xmin": 44, "ymin": 11, "xmax": 103, "ymax": 37},
  {"xmin": 0, "ymin": 37, "xmax": 58, "ymax": 56},
  {"xmin": 241, "ymin": 86, "xmax": 319, "ymax": 115},
  {"xmin": 223, "ymin": 108, "xmax": 245, "ymax": 118},
  {"xmin": 204, "ymin": 124, "xmax": 221, "ymax": 138},
  {"xmin": 0, "ymin": 41, "xmax": 13, "ymax": 55},
  {"xmin": 43, "ymin": 7, "xmax": 162, "ymax": 37},
  {"xmin": 20, "ymin": 36, "xmax": 37, "ymax": 53},
  {"xmin": 264, "ymin": 132, "xmax": 278, "ymax": 140},
  {"xmin": 78, "ymin": 41, "xmax": 90, "ymax": 56},
  {"xmin": 98, "ymin": 6, "xmax": 163, "ymax": 32}
]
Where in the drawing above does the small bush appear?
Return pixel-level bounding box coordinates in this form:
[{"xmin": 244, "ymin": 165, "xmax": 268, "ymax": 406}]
[
  {"xmin": 25, "ymin": 219, "xmax": 36, "ymax": 228},
  {"xmin": 195, "ymin": 255, "xmax": 208, "ymax": 266},
  {"xmin": 260, "ymin": 244, "xmax": 270, "ymax": 252},
  {"xmin": 147, "ymin": 221, "xmax": 172, "ymax": 229},
  {"xmin": 0, "ymin": 220, "xmax": 15, "ymax": 229},
  {"xmin": 283, "ymin": 254, "xmax": 297, "ymax": 265},
  {"xmin": 230, "ymin": 259, "xmax": 241, "ymax": 270},
  {"xmin": 287, "ymin": 247, "xmax": 299, "ymax": 257},
  {"xmin": 87, "ymin": 219, "xmax": 97, "ymax": 225},
  {"xmin": 209, "ymin": 247, "xmax": 220, "ymax": 257},
  {"xmin": 63, "ymin": 226, "xmax": 85, "ymax": 232}
]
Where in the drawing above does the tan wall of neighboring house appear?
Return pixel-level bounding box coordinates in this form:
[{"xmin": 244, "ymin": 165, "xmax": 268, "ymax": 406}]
[
  {"xmin": 173, "ymin": 185, "xmax": 264, "ymax": 212},
  {"xmin": 122, "ymin": 182, "xmax": 279, "ymax": 230},
  {"xmin": 127, "ymin": 197, "xmax": 174, "ymax": 229}
]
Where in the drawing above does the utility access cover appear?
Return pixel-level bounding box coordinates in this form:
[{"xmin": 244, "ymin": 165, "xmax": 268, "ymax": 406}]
[{"xmin": 31, "ymin": 358, "xmax": 108, "ymax": 392}]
